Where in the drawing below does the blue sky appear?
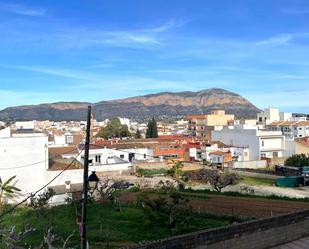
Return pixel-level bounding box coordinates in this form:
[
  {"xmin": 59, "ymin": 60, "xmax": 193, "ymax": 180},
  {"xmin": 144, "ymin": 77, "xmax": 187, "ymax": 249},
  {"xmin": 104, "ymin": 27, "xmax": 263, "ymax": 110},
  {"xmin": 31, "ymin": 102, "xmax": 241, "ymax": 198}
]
[{"xmin": 0, "ymin": 0, "xmax": 309, "ymax": 112}]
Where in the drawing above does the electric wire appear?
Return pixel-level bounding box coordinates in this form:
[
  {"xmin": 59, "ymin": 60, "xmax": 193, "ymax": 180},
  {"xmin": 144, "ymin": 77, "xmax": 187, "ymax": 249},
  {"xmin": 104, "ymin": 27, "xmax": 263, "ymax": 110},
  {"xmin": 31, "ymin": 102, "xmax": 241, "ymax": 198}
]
[
  {"xmin": 0, "ymin": 147, "xmax": 84, "ymax": 221},
  {"xmin": 0, "ymin": 147, "xmax": 79, "ymax": 170}
]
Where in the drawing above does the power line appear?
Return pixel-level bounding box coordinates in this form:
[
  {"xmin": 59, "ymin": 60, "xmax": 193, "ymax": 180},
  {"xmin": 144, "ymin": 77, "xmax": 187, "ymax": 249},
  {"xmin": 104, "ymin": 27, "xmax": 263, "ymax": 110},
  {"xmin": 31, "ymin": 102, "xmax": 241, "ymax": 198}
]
[
  {"xmin": 0, "ymin": 147, "xmax": 84, "ymax": 221},
  {"xmin": 0, "ymin": 147, "xmax": 79, "ymax": 170}
]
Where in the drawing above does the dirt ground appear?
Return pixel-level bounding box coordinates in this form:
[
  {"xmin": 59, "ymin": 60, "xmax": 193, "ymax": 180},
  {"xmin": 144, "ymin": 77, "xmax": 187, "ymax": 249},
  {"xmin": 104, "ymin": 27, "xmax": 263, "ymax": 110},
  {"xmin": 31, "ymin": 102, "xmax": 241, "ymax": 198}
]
[{"xmin": 188, "ymin": 194, "xmax": 309, "ymax": 218}]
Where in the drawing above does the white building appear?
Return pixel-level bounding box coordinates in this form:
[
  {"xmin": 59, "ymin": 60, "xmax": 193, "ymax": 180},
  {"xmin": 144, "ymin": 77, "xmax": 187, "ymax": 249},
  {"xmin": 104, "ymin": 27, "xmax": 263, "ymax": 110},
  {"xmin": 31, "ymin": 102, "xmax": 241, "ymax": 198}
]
[
  {"xmin": 75, "ymin": 146, "xmax": 153, "ymax": 167},
  {"xmin": 280, "ymin": 112, "xmax": 292, "ymax": 122},
  {"xmin": 201, "ymin": 143, "xmax": 250, "ymax": 162},
  {"xmin": 0, "ymin": 127, "xmax": 48, "ymax": 201},
  {"xmin": 257, "ymin": 108, "xmax": 280, "ymax": 125},
  {"xmin": 257, "ymin": 108, "xmax": 293, "ymax": 126},
  {"xmin": 268, "ymin": 121, "xmax": 309, "ymax": 139},
  {"xmin": 212, "ymin": 127, "xmax": 285, "ymax": 160},
  {"xmin": 15, "ymin": 121, "xmax": 35, "ymax": 130}
]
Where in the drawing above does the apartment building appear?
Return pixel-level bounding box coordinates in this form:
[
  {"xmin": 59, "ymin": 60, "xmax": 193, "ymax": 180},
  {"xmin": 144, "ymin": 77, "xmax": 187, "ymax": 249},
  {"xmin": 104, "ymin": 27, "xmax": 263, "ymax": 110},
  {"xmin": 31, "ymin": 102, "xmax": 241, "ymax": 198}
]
[
  {"xmin": 187, "ymin": 110, "xmax": 234, "ymax": 139},
  {"xmin": 257, "ymin": 107, "xmax": 292, "ymax": 125},
  {"xmin": 212, "ymin": 127, "xmax": 285, "ymax": 160},
  {"xmin": 268, "ymin": 121, "xmax": 309, "ymax": 139},
  {"xmin": 0, "ymin": 127, "xmax": 48, "ymax": 200}
]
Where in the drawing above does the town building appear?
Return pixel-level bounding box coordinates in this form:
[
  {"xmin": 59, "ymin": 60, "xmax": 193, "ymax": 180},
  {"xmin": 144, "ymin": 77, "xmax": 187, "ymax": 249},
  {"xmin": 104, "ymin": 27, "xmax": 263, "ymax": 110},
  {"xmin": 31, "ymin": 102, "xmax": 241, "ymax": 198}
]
[
  {"xmin": 0, "ymin": 127, "xmax": 48, "ymax": 200},
  {"xmin": 295, "ymin": 137, "xmax": 309, "ymax": 155},
  {"xmin": 187, "ymin": 110, "xmax": 234, "ymax": 139},
  {"xmin": 212, "ymin": 126, "xmax": 285, "ymax": 160},
  {"xmin": 15, "ymin": 121, "xmax": 35, "ymax": 130},
  {"xmin": 209, "ymin": 151, "xmax": 233, "ymax": 167},
  {"xmin": 257, "ymin": 107, "xmax": 292, "ymax": 125},
  {"xmin": 268, "ymin": 121, "xmax": 309, "ymax": 139}
]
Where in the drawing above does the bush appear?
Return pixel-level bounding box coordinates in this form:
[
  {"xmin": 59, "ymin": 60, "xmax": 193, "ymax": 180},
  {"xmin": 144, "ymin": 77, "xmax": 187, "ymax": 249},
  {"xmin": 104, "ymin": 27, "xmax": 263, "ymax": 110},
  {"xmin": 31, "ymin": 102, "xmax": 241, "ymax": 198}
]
[{"xmin": 285, "ymin": 154, "xmax": 309, "ymax": 167}]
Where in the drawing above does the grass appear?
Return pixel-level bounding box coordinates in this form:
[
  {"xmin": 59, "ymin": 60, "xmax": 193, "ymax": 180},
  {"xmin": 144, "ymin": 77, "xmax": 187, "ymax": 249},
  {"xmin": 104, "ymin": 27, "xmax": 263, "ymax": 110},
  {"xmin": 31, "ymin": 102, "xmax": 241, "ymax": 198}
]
[
  {"xmin": 240, "ymin": 176, "xmax": 275, "ymax": 186},
  {"xmin": 0, "ymin": 202, "xmax": 246, "ymax": 249},
  {"xmin": 137, "ymin": 168, "xmax": 168, "ymax": 176}
]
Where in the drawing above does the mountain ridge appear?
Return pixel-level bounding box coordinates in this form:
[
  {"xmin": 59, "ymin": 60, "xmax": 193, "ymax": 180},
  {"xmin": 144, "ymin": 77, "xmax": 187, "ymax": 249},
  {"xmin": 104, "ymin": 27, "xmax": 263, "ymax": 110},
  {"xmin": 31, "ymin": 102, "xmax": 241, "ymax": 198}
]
[{"xmin": 0, "ymin": 88, "xmax": 260, "ymax": 121}]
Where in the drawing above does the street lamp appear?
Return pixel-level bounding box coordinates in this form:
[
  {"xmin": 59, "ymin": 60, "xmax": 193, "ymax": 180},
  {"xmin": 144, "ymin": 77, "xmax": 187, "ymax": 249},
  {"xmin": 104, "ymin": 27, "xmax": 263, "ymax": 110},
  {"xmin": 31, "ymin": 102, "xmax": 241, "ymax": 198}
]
[{"xmin": 88, "ymin": 171, "xmax": 99, "ymax": 195}]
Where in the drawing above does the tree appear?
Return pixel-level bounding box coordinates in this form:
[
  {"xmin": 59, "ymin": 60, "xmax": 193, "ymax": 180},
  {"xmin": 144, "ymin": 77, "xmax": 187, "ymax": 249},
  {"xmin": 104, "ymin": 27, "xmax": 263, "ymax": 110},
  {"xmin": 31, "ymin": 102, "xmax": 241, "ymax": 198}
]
[
  {"xmin": 189, "ymin": 169, "xmax": 239, "ymax": 192},
  {"xmin": 97, "ymin": 118, "xmax": 130, "ymax": 139},
  {"xmin": 285, "ymin": 154, "xmax": 309, "ymax": 167},
  {"xmin": 135, "ymin": 129, "xmax": 142, "ymax": 139},
  {"xmin": 167, "ymin": 161, "xmax": 184, "ymax": 179},
  {"xmin": 137, "ymin": 182, "xmax": 191, "ymax": 230},
  {"xmin": 146, "ymin": 117, "xmax": 158, "ymax": 138},
  {"xmin": 0, "ymin": 176, "xmax": 21, "ymax": 213},
  {"xmin": 28, "ymin": 189, "xmax": 55, "ymax": 218},
  {"xmin": 0, "ymin": 224, "xmax": 35, "ymax": 249}
]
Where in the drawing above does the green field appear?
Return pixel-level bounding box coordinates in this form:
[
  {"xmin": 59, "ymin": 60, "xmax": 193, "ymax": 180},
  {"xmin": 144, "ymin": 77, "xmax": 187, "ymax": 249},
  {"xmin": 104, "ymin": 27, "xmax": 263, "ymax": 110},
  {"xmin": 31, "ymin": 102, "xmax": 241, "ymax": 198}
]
[
  {"xmin": 240, "ymin": 176, "xmax": 275, "ymax": 186},
  {"xmin": 1, "ymin": 202, "xmax": 245, "ymax": 249}
]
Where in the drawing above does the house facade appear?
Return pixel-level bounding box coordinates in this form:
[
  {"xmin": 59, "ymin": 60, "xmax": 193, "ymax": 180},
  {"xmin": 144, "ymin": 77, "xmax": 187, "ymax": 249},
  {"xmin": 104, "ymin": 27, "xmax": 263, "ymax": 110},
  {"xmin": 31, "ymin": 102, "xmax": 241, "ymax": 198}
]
[
  {"xmin": 268, "ymin": 121, "xmax": 309, "ymax": 139},
  {"xmin": 212, "ymin": 127, "xmax": 285, "ymax": 161},
  {"xmin": 187, "ymin": 110, "xmax": 234, "ymax": 139},
  {"xmin": 0, "ymin": 127, "xmax": 48, "ymax": 200}
]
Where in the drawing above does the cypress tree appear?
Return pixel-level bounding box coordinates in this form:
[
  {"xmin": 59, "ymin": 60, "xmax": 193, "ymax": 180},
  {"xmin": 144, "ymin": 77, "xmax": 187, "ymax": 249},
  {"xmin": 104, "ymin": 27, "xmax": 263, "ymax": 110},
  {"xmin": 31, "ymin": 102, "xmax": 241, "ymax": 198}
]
[
  {"xmin": 146, "ymin": 119, "xmax": 153, "ymax": 138},
  {"xmin": 151, "ymin": 117, "xmax": 158, "ymax": 138},
  {"xmin": 135, "ymin": 129, "xmax": 142, "ymax": 139}
]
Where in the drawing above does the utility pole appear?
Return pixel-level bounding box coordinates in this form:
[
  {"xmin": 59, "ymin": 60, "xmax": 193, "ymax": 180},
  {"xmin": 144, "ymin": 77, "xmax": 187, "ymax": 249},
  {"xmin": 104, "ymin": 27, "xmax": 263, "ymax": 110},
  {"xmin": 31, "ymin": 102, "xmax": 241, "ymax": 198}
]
[{"xmin": 81, "ymin": 105, "xmax": 92, "ymax": 249}]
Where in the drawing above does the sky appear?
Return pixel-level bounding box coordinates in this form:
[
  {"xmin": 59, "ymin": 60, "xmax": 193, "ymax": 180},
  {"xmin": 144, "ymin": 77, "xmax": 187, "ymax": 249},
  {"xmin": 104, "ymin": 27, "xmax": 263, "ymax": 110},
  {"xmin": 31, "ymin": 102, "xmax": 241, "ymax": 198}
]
[{"xmin": 0, "ymin": 0, "xmax": 309, "ymax": 112}]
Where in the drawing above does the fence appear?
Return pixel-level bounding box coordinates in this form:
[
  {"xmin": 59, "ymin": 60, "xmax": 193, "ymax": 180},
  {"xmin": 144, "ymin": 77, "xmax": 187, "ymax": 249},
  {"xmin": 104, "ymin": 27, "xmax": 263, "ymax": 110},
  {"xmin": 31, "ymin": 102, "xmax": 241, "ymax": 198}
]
[{"xmin": 125, "ymin": 209, "xmax": 309, "ymax": 249}]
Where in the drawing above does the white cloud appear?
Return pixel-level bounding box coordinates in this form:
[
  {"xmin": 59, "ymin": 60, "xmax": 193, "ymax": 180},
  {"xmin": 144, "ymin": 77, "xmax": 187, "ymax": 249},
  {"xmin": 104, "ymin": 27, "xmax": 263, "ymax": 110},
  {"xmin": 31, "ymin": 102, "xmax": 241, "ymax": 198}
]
[
  {"xmin": 255, "ymin": 34, "xmax": 292, "ymax": 46},
  {"xmin": 255, "ymin": 33, "xmax": 309, "ymax": 46},
  {"xmin": 0, "ymin": 3, "xmax": 45, "ymax": 16},
  {"xmin": 0, "ymin": 65, "xmax": 94, "ymax": 81},
  {"xmin": 50, "ymin": 19, "xmax": 185, "ymax": 48}
]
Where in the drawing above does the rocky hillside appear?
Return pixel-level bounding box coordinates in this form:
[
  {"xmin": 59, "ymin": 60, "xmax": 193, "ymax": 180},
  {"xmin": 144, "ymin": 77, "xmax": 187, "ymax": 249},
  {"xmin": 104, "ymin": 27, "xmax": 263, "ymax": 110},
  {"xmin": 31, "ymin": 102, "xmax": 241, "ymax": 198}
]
[{"xmin": 0, "ymin": 88, "xmax": 259, "ymax": 121}]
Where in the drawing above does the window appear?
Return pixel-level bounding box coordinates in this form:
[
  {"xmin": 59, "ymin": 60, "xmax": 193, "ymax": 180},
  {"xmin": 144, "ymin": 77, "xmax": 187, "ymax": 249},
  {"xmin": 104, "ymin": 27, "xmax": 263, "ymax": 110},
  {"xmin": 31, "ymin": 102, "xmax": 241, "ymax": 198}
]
[
  {"xmin": 95, "ymin": 155, "xmax": 101, "ymax": 163},
  {"xmin": 144, "ymin": 154, "xmax": 147, "ymax": 159},
  {"xmin": 120, "ymin": 154, "xmax": 125, "ymax": 159},
  {"xmin": 273, "ymin": 152, "xmax": 278, "ymax": 158},
  {"xmin": 261, "ymin": 141, "xmax": 265, "ymax": 147}
]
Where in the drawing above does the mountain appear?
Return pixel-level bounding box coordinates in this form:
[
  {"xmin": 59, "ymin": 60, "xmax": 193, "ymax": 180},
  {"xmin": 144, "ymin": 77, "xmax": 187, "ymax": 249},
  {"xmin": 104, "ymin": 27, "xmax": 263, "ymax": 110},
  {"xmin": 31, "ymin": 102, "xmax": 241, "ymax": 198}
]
[{"xmin": 0, "ymin": 88, "xmax": 259, "ymax": 121}]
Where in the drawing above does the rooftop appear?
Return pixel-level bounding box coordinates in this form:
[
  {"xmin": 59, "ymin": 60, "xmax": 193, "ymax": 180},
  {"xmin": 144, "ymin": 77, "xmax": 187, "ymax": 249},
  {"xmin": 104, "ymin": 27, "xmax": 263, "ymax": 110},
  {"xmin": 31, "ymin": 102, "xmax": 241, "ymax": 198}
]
[{"xmin": 269, "ymin": 121, "xmax": 309, "ymax": 126}]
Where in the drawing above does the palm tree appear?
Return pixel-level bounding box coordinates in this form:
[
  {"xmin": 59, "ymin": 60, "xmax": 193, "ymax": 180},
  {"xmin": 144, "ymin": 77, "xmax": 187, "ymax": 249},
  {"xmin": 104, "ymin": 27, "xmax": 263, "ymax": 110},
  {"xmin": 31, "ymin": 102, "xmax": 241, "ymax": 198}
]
[{"xmin": 0, "ymin": 176, "xmax": 21, "ymax": 212}]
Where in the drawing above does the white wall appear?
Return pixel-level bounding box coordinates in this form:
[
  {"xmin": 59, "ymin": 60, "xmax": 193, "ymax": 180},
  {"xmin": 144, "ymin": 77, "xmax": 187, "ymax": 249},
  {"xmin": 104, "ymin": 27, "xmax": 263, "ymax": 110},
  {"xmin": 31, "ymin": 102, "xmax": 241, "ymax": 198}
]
[
  {"xmin": 280, "ymin": 112, "xmax": 292, "ymax": 121},
  {"xmin": 283, "ymin": 139, "xmax": 296, "ymax": 157},
  {"xmin": 0, "ymin": 135, "xmax": 48, "ymax": 201},
  {"xmin": 260, "ymin": 137, "xmax": 283, "ymax": 150},
  {"xmin": 122, "ymin": 148, "xmax": 153, "ymax": 161},
  {"xmin": 232, "ymin": 160, "xmax": 267, "ymax": 169},
  {"xmin": 47, "ymin": 163, "xmax": 132, "ymax": 187},
  {"xmin": 257, "ymin": 108, "xmax": 280, "ymax": 125},
  {"xmin": 54, "ymin": 135, "xmax": 67, "ymax": 147},
  {"xmin": 15, "ymin": 121, "xmax": 35, "ymax": 130},
  {"xmin": 0, "ymin": 127, "xmax": 11, "ymax": 138},
  {"xmin": 212, "ymin": 129, "xmax": 260, "ymax": 161},
  {"xmin": 212, "ymin": 128, "xmax": 285, "ymax": 161}
]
